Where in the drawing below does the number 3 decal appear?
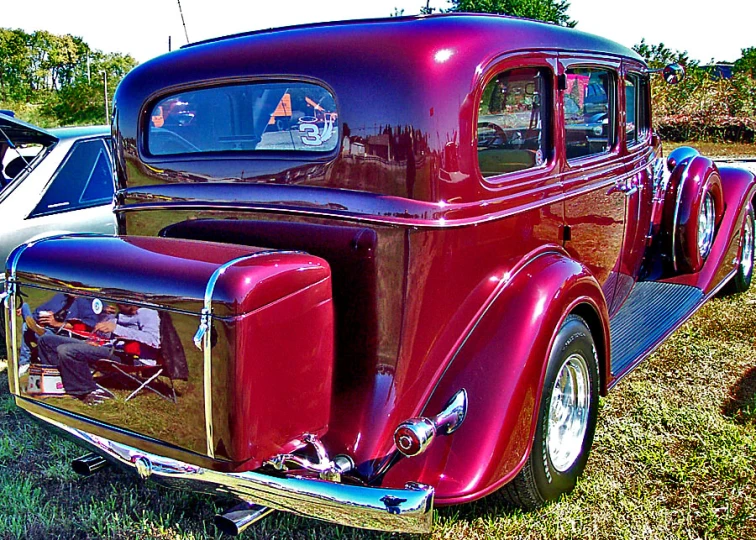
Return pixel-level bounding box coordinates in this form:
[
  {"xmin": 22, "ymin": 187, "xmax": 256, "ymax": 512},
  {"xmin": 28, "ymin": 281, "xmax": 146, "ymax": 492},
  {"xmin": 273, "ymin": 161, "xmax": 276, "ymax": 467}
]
[
  {"xmin": 299, "ymin": 117, "xmax": 335, "ymax": 147},
  {"xmin": 299, "ymin": 123, "xmax": 321, "ymax": 146}
]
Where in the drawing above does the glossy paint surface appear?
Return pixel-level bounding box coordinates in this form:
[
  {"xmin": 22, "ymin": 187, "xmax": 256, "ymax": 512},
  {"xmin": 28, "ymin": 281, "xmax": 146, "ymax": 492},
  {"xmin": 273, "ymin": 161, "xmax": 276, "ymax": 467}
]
[
  {"xmin": 10, "ymin": 235, "xmax": 335, "ymax": 467},
  {"xmin": 11, "ymin": 14, "xmax": 756, "ymax": 514},
  {"xmin": 12, "ymin": 235, "xmax": 330, "ymax": 316}
]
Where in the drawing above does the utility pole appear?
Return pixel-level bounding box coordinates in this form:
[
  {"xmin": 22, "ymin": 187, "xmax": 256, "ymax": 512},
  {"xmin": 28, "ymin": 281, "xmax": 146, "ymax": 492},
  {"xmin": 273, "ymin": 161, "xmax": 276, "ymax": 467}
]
[
  {"xmin": 168, "ymin": 35, "xmax": 172, "ymax": 52},
  {"xmin": 177, "ymin": 0, "xmax": 190, "ymax": 44},
  {"xmin": 103, "ymin": 71, "xmax": 109, "ymax": 124}
]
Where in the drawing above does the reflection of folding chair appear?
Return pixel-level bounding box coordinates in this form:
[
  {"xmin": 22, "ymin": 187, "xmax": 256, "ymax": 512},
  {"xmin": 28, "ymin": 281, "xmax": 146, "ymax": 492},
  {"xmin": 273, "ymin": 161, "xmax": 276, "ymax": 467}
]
[
  {"xmin": 93, "ymin": 357, "xmax": 177, "ymax": 403},
  {"xmin": 91, "ymin": 310, "xmax": 189, "ymax": 403}
]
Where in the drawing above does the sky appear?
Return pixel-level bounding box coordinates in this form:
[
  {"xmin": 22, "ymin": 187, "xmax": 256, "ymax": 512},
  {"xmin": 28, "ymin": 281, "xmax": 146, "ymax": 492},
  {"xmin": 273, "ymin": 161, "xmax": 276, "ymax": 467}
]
[{"xmin": 1, "ymin": 0, "xmax": 754, "ymax": 65}]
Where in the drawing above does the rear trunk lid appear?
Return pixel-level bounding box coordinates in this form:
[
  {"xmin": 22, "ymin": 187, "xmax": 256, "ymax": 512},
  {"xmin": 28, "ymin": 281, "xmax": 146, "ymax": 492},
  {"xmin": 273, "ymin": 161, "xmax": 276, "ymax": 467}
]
[{"xmin": 6, "ymin": 235, "xmax": 334, "ymax": 469}]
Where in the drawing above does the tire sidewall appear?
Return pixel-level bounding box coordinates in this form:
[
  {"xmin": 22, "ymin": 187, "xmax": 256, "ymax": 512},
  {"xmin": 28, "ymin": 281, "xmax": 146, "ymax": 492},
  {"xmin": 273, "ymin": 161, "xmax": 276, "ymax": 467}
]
[{"xmin": 530, "ymin": 314, "xmax": 600, "ymax": 502}]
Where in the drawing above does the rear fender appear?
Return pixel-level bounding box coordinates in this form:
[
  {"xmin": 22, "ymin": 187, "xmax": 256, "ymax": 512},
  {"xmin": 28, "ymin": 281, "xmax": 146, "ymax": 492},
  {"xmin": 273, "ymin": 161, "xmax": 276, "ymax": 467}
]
[{"xmin": 382, "ymin": 250, "xmax": 609, "ymax": 503}]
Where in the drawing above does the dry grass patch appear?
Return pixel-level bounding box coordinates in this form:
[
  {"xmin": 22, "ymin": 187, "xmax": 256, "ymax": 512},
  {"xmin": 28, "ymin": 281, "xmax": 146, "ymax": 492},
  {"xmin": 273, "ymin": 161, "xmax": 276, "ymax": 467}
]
[{"xmin": 667, "ymin": 141, "xmax": 756, "ymax": 159}]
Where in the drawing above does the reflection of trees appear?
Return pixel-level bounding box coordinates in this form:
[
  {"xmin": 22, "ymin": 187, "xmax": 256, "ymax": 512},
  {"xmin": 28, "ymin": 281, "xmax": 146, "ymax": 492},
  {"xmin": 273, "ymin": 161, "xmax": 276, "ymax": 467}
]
[{"xmin": 333, "ymin": 123, "xmax": 433, "ymax": 199}]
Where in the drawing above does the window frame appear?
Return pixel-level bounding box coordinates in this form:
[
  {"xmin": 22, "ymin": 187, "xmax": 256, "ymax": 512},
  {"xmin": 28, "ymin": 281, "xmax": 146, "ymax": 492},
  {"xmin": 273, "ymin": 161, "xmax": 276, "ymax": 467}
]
[
  {"xmin": 139, "ymin": 77, "xmax": 342, "ymax": 163},
  {"xmin": 561, "ymin": 64, "xmax": 619, "ymax": 164},
  {"xmin": 624, "ymin": 71, "xmax": 651, "ymax": 149},
  {"xmin": 474, "ymin": 54, "xmax": 558, "ymax": 186},
  {"xmin": 28, "ymin": 137, "xmax": 114, "ymax": 219}
]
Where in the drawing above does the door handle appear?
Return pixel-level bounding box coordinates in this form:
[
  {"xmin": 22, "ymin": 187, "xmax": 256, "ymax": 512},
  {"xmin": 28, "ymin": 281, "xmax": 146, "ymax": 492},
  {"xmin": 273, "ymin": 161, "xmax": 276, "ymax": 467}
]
[{"xmin": 608, "ymin": 177, "xmax": 638, "ymax": 196}]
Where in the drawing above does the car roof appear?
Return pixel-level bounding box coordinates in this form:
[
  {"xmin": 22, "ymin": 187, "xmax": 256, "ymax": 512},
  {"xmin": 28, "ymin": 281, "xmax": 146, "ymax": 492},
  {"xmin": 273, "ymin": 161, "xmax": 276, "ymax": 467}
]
[
  {"xmin": 121, "ymin": 14, "xmax": 644, "ymax": 143},
  {"xmin": 183, "ymin": 13, "xmax": 642, "ymax": 62},
  {"xmin": 49, "ymin": 125, "xmax": 110, "ymax": 140}
]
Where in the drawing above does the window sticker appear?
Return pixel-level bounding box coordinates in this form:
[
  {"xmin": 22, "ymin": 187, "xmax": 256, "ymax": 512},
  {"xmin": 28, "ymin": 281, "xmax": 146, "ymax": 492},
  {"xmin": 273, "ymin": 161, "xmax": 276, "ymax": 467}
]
[{"xmin": 299, "ymin": 114, "xmax": 336, "ymax": 147}]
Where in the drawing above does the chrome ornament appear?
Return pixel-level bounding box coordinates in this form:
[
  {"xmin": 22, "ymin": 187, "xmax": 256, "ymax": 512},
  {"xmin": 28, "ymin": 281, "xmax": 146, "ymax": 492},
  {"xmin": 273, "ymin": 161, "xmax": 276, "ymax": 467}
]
[
  {"xmin": 266, "ymin": 433, "xmax": 355, "ymax": 482},
  {"xmin": 393, "ymin": 388, "xmax": 468, "ymax": 457}
]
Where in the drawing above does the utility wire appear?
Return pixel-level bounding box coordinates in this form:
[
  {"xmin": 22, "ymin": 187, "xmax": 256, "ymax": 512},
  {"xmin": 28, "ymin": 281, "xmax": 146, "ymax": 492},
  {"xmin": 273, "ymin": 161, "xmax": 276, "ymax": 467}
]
[{"xmin": 177, "ymin": 0, "xmax": 190, "ymax": 44}]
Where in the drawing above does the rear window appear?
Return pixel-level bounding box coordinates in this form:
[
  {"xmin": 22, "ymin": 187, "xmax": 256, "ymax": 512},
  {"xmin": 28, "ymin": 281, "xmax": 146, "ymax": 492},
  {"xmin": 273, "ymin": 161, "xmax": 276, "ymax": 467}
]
[{"xmin": 147, "ymin": 82, "xmax": 339, "ymax": 156}]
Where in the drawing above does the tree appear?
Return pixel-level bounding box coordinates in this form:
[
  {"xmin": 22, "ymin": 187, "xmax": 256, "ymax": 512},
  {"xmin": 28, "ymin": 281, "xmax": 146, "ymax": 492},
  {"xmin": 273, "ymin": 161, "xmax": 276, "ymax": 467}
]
[
  {"xmin": 449, "ymin": 0, "xmax": 575, "ymax": 27},
  {"xmin": 0, "ymin": 27, "xmax": 138, "ymax": 126},
  {"xmin": 734, "ymin": 47, "xmax": 756, "ymax": 78},
  {"xmin": 632, "ymin": 38, "xmax": 690, "ymax": 69}
]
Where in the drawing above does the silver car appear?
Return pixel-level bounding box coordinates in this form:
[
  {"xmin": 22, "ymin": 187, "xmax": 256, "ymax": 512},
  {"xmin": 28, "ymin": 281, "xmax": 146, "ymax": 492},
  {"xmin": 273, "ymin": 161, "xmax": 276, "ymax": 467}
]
[{"xmin": 0, "ymin": 113, "xmax": 116, "ymax": 275}]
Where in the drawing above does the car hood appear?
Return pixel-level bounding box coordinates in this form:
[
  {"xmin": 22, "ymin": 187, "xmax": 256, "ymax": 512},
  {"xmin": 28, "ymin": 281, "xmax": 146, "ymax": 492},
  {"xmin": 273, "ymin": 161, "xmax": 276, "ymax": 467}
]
[{"xmin": 0, "ymin": 112, "xmax": 58, "ymax": 146}]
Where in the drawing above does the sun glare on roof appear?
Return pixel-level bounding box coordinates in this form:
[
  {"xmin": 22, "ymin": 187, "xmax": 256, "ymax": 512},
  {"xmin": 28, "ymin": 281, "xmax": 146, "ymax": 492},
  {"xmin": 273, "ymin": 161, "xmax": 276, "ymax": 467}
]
[{"xmin": 434, "ymin": 49, "xmax": 454, "ymax": 63}]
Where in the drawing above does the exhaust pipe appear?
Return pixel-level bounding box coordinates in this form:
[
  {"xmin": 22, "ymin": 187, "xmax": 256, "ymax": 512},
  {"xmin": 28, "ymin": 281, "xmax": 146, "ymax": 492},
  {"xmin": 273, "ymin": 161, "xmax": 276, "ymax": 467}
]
[
  {"xmin": 214, "ymin": 502, "xmax": 274, "ymax": 536},
  {"xmin": 72, "ymin": 453, "xmax": 109, "ymax": 476}
]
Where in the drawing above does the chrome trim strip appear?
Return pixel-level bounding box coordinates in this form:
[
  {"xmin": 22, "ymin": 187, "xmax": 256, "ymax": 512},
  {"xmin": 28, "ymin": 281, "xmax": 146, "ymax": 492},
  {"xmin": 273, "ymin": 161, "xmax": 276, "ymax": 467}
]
[
  {"xmin": 111, "ymin": 187, "xmax": 565, "ymax": 229},
  {"xmin": 197, "ymin": 250, "xmax": 302, "ymax": 459},
  {"xmin": 29, "ymin": 411, "xmax": 434, "ymax": 533},
  {"xmin": 6, "ymin": 239, "xmax": 43, "ymax": 396},
  {"xmin": 115, "ymin": 173, "xmax": 631, "ymax": 230},
  {"xmin": 4, "ymin": 284, "xmax": 18, "ymax": 395}
]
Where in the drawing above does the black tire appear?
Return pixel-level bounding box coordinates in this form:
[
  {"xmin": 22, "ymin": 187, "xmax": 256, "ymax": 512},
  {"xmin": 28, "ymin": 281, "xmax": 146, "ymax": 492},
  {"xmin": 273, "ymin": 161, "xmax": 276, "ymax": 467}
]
[
  {"xmin": 722, "ymin": 203, "xmax": 755, "ymax": 296},
  {"xmin": 502, "ymin": 314, "xmax": 600, "ymax": 509}
]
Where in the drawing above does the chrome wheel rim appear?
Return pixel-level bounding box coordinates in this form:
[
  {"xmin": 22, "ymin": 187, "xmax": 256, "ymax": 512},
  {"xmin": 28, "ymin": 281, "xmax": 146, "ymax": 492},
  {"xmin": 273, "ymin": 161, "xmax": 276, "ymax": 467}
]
[
  {"xmin": 742, "ymin": 209, "xmax": 754, "ymax": 277},
  {"xmin": 546, "ymin": 353, "xmax": 591, "ymax": 473},
  {"xmin": 698, "ymin": 192, "xmax": 716, "ymax": 259}
]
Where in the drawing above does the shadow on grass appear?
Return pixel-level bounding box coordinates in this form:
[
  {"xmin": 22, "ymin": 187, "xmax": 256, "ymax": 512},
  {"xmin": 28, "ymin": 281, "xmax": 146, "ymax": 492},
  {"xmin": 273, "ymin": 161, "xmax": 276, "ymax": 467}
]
[{"xmin": 723, "ymin": 365, "xmax": 756, "ymax": 424}]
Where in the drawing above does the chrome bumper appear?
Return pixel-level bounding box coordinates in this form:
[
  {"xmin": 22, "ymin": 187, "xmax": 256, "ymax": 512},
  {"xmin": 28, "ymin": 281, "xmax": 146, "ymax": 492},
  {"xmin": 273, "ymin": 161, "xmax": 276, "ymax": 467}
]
[{"xmin": 28, "ymin": 411, "xmax": 435, "ymax": 533}]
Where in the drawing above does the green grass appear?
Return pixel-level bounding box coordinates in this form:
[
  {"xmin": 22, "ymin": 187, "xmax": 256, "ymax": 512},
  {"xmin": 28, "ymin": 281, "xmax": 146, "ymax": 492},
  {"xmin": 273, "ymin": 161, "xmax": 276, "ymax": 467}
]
[{"xmin": 2, "ymin": 287, "xmax": 756, "ymax": 539}]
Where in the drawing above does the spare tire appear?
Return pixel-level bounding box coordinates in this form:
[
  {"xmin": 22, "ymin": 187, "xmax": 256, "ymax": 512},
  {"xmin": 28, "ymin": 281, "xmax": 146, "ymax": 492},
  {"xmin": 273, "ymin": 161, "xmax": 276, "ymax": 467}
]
[{"xmin": 663, "ymin": 151, "xmax": 724, "ymax": 274}]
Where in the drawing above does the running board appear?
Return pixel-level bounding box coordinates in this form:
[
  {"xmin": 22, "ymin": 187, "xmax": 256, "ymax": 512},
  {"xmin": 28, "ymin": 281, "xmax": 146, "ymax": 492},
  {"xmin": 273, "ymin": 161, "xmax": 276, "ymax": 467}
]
[{"xmin": 609, "ymin": 281, "xmax": 703, "ymax": 378}]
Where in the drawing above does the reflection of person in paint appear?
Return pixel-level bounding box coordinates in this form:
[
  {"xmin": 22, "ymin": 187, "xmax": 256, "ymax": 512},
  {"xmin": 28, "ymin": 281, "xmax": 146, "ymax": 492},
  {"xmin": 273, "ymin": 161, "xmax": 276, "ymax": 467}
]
[
  {"xmin": 19, "ymin": 293, "xmax": 100, "ymax": 375},
  {"xmin": 36, "ymin": 304, "xmax": 161, "ymax": 405}
]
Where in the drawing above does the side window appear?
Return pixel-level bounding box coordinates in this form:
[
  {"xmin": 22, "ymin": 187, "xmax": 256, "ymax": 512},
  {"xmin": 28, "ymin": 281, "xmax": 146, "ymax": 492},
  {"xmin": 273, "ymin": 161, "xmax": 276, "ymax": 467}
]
[
  {"xmin": 80, "ymin": 147, "xmax": 114, "ymax": 203},
  {"xmin": 626, "ymin": 72, "xmax": 650, "ymax": 147},
  {"xmin": 30, "ymin": 139, "xmax": 113, "ymax": 218},
  {"xmin": 477, "ymin": 67, "xmax": 551, "ymax": 178},
  {"xmin": 625, "ymin": 76, "xmax": 637, "ymax": 144},
  {"xmin": 564, "ymin": 68, "xmax": 615, "ymax": 160}
]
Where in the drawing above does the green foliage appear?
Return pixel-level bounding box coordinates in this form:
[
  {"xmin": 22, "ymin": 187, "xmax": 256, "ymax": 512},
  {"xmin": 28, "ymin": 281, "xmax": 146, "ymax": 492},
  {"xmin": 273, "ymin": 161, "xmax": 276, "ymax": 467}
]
[
  {"xmin": 734, "ymin": 47, "xmax": 756, "ymax": 78},
  {"xmin": 449, "ymin": 0, "xmax": 575, "ymax": 27},
  {"xmin": 634, "ymin": 40, "xmax": 756, "ymax": 142},
  {"xmin": 632, "ymin": 38, "xmax": 690, "ymax": 69},
  {"xmin": 0, "ymin": 27, "xmax": 137, "ymax": 127}
]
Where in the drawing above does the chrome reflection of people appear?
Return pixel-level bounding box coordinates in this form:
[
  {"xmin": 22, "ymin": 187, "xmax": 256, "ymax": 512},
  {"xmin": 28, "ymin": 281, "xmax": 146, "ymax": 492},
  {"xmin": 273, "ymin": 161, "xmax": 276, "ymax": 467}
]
[{"xmin": 36, "ymin": 304, "xmax": 161, "ymax": 405}]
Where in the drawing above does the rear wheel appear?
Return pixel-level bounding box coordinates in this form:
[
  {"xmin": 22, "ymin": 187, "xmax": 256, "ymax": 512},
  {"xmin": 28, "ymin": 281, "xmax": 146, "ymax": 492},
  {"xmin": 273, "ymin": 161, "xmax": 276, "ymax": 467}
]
[
  {"xmin": 502, "ymin": 314, "xmax": 600, "ymax": 509},
  {"xmin": 722, "ymin": 203, "xmax": 755, "ymax": 295}
]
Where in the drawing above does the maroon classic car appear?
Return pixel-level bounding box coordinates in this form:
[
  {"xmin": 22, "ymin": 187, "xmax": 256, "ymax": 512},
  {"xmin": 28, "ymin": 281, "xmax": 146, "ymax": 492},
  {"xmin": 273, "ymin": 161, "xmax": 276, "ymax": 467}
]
[{"xmin": 4, "ymin": 14, "xmax": 756, "ymax": 534}]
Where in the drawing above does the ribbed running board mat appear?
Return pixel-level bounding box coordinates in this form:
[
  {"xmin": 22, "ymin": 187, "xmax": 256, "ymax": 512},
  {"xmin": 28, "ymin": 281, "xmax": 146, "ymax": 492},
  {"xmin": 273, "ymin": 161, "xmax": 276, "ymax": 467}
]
[{"xmin": 610, "ymin": 281, "xmax": 703, "ymax": 377}]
